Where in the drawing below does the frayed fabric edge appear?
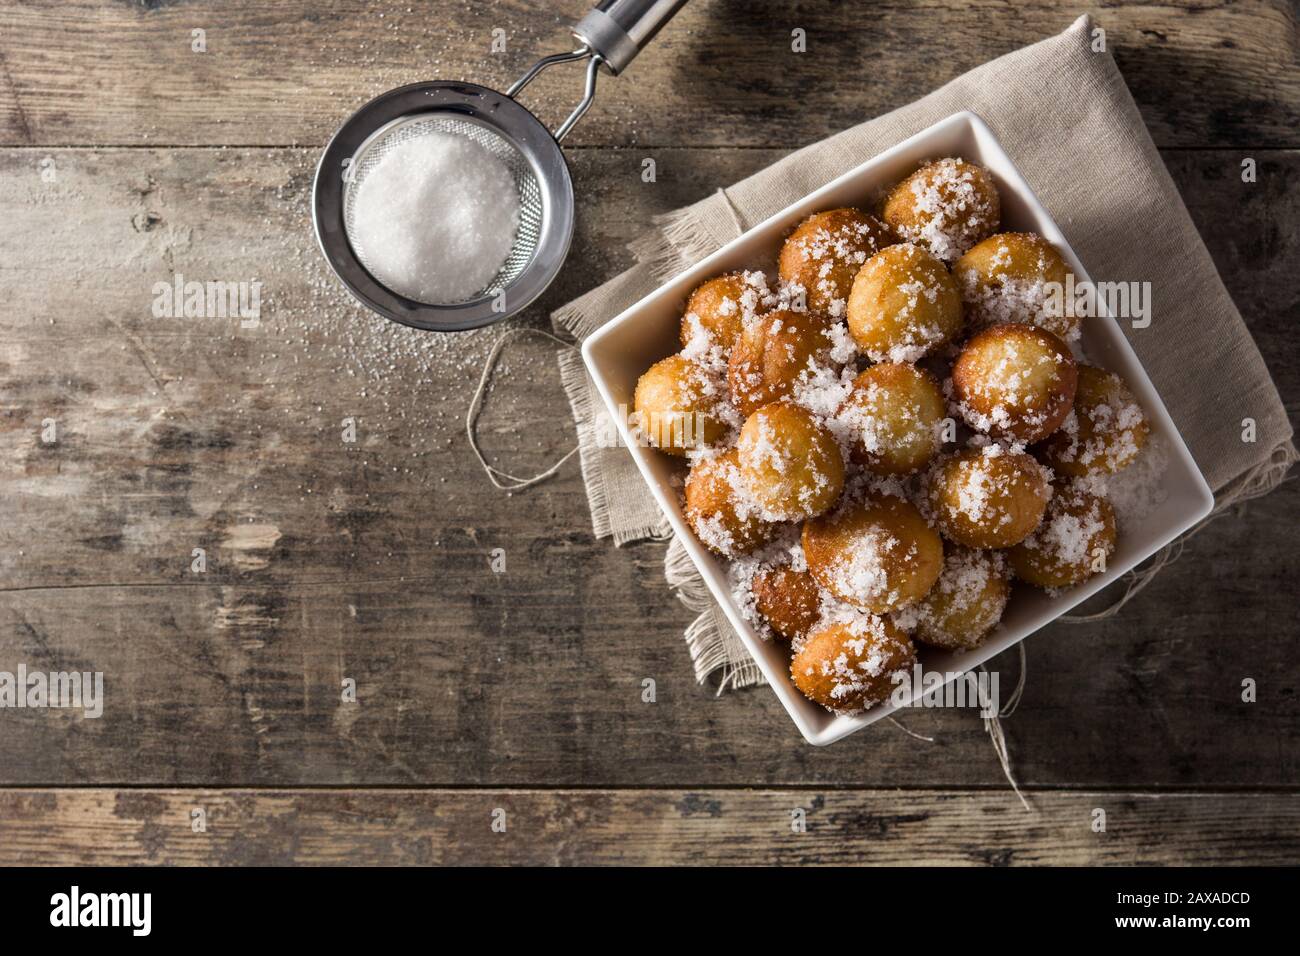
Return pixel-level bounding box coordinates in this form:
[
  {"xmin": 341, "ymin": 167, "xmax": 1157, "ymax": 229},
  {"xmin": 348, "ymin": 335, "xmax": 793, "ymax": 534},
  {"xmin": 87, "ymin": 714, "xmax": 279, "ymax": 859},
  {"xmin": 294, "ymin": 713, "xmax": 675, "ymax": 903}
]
[
  {"xmin": 556, "ymin": 348, "xmax": 615, "ymax": 541},
  {"xmin": 627, "ymin": 200, "xmax": 731, "ymax": 284}
]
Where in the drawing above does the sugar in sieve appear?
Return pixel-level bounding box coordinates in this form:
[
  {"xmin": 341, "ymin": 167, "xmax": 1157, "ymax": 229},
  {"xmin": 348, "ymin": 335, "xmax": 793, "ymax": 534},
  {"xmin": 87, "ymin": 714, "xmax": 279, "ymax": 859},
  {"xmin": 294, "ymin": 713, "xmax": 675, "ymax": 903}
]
[{"xmin": 313, "ymin": 1, "xmax": 688, "ymax": 333}]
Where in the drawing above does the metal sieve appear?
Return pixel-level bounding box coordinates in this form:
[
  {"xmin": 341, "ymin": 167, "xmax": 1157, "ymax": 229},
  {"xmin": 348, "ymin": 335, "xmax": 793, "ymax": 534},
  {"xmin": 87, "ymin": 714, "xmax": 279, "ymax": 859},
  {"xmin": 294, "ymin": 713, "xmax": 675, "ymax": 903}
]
[{"xmin": 314, "ymin": 1, "xmax": 688, "ymax": 333}]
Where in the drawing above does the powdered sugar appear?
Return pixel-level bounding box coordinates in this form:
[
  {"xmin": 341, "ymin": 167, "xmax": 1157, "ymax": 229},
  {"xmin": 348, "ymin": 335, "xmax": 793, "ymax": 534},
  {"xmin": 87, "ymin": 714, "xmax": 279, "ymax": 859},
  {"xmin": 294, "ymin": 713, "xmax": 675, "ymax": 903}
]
[
  {"xmin": 351, "ymin": 132, "xmax": 520, "ymax": 304},
  {"xmin": 1078, "ymin": 432, "xmax": 1170, "ymax": 528},
  {"xmin": 889, "ymin": 158, "xmax": 999, "ymax": 262},
  {"xmin": 1032, "ymin": 502, "xmax": 1104, "ymax": 568},
  {"xmin": 823, "ymin": 528, "xmax": 900, "ymax": 608}
]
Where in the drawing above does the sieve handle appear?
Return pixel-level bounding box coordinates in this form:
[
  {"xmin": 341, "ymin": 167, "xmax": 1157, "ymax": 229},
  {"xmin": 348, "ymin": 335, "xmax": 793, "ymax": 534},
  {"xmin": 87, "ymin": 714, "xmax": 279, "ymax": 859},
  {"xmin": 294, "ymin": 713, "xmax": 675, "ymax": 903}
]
[
  {"xmin": 507, "ymin": 1, "xmax": 685, "ymax": 141},
  {"xmin": 507, "ymin": 47, "xmax": 605, "ymax": 143},
  {"xmin": 572, "ymin": 0, "xmax": 688, "ymax": 75}
]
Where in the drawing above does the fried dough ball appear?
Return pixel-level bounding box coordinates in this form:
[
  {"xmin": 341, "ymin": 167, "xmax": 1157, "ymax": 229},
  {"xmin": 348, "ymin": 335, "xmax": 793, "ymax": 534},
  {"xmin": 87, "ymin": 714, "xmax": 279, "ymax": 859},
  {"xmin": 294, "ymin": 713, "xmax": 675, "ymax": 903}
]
[
  {"xmin": 752, "ymin": 565, "xmax": 822, "ymax": 642},
  {"xmin": 679, "ymin": 272, "xmax": 748, "ymax": 349},
  {"xmin": 728, "ymin": 309, "xmax": 837, "ymax": 417},
  {"xmin": 737, "ymin": 403, "xmax": 845, "ymax": 521},
  {"xmin": 836, "ymin": 363, "xmax": 946, "ymax": 475},
  {"xmin": 632, "ymin": 353, "xmax": 728, "ymax": 457},
  {"xmin": 881, "ymin": 158, "xmax": 1000, "ymax": 262},
  {"xmin": 955, "ymin": 232, "xmax": 1078, "ymax": 341},
  {"xmin": 952, "ymin": 323, "xmax": 1077, "ymax": 444},
  {"xmin": 802, "ymin": 492, "xmax": 944, "ymax": 613},
  {"xmin": 792, "ymin": 616, "xmax": 916, "ymax": 714},
  {"xmin": 1009, "ymin": 484, "xmax": 1116, "ymax": 589},
  {"xmin": 846, "ymin": 242, "xmax": 963, "ymax": 362},
  {"xmin": 1038, "ymin": 365, "xmax": 1149, "ymax": 477},
  {"xmin": 778, "ymin": 208, "xmax": 893, "ymax": 318},
  {"xmin": 683, "ymin": 449, "xmax": 774, "ymax": 557},
  {"xmin": 896, "ymin": 548, "xmax": 1010, "ymax": 651},
  {"xmin": 926, "ymin": 445, "xmax": 1052, "ymax": 549}
]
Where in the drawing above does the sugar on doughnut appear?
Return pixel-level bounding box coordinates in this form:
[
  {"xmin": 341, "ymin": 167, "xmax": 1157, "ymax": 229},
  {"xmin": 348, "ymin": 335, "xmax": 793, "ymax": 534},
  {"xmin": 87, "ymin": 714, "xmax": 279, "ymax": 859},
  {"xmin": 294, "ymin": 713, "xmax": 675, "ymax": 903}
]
[
  {"xmin": 1038, "ymin": 364, "xmax": 1149, "ymax": 477},
  {"xmin": 881, "ymin": 158, "xmax": 1000, "ymax": 263},
  {"xmin": 678, "ymin": 272, "xmax": 748, "ymax": 350},
  {"xmin": 802, "ymin": 491, "xmax": 944, "ymax": 614},
  {"xmin": 684, "ymin": 449, "xmax": 774, "ymax": 557},
  {"xmin": 1009, "ymin": 483, "xmax": 1116, "ymax": 589},
  {"xmin": 751, "ymin": 564, "xmax": 822, "ymax": 642},
  {"xmin": 836, "ymin": 362, "xmax": 947, "ymax": 476},
  {"xmin": 925, "ymin": 444, "xmax": 1052, "ymax": 549},
  {"xmin": 791, "ymin": 615, "xmax": 916, "ymax": 714},
  {"xmin": 632, "ymin": 353, "xmax": 729, "ymax": 456},
  {"xmin": 955, "ymin": 232, "xmax": 1079, "ymax": 341},
  {"xmin": 737, "ymin": 403, "xmax": 845, "ymax": 521},
  {"xmin": 728, "ymin": 308, "xmax": 838, "ymax": 417},
  {"xmin": 846, "ymin": 242, "xmax": 963, "ymax": 363},
  {"xmin": 951, "ymin": 323, "xmax": 1077, "ymax": 444},
  {"xmin": 778, "ymin": 208, "xmax": 893, "ymax": 318},
  {"xmin": 894, "ymin": 547, "xmax": 1010, "ymax": 651}
]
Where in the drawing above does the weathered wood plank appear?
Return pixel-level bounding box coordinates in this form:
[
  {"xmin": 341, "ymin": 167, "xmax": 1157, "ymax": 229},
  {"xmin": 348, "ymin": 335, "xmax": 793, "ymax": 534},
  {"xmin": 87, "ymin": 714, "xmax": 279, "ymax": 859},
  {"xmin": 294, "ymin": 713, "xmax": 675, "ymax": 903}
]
[
  {"xmin": 1168, "ymin": 150, "xmax": 1300, "ymax": 408},
  {"xmin": 0, "ymin": 146, "xmax": 1296, "ymax": 787},
  {"xmin": 0, "ymin": 1, "xmax": 1295, "ymax": 148},
  {"xmin": 1, "ymin": 788, "xmax": 1295, "ymax": 865}
]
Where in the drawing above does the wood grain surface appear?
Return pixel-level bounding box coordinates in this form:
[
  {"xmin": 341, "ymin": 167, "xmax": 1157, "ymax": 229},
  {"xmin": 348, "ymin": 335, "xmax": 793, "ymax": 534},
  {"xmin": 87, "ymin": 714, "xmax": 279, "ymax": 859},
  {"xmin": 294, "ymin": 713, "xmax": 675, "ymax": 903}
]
[
  {"xmin": 0, "ymin": 1, "xmax": 1296, "ymax": 148},
  {"xmin": 0, "ymin": 0, "xmax": 1296, "ymax": 865},
  {"xmin": 2, "ymin": 788, "xmax": 1296, "ymax": 866}
]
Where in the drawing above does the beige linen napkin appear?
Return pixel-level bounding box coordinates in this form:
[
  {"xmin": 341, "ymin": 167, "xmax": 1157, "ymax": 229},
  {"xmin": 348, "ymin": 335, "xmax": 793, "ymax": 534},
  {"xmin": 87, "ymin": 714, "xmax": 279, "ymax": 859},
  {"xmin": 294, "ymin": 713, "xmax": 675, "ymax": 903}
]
[{"xmin": 551, "ymin": 14, "xmax": 1297, "ymax": 691}]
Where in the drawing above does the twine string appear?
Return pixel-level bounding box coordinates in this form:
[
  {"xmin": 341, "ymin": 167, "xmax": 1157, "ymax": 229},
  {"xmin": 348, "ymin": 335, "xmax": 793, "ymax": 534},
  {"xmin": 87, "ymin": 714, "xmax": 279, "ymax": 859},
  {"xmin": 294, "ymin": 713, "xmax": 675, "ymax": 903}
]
[
  {"xmin": 465, "ymin": 327, "xmax": 580, "ymax": 492},
  {"xmin": 886, "ymin": 644, "xmax": 1032, "ymax": 811},
  {"xmin": 884, "ymin": 715, "xmax": 936, "ymax": 743},
  {"xmin": 980, "ymin": 645, "xmax": 1032, "ymax": 811}
]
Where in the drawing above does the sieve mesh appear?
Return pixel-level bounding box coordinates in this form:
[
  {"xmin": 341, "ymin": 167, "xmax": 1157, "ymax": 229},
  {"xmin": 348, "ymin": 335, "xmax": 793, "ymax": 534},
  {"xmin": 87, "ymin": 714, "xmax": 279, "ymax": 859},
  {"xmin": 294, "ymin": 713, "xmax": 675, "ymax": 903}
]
[{"xmin": 342, "ymin": 114, "xmax": 544, "ymax": 305}]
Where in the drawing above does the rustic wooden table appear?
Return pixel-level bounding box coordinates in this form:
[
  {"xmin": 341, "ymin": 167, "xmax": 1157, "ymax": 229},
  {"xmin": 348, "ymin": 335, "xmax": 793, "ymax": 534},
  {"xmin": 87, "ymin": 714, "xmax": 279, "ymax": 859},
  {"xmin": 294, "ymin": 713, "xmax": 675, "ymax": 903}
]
[{"xmin": 0, "ymin": 1, "xmax": 1296, "ymax": 865}]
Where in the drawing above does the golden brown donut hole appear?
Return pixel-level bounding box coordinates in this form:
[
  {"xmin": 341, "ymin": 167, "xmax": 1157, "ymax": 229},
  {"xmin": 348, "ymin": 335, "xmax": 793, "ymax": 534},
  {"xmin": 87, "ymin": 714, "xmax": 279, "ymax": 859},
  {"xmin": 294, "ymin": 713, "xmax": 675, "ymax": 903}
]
[
  {"xmin": 736, "ymin": 403, "xmax": 845, "ymax": 521},
  {"xmin": 881, "ymin": 158, "xmax": 1000, "ymax": 263},
  {"xmin": 837, "ymin": 362, "xmax": 946, "ymax": 476},
  {"xmin": 898, "ymin": 547, "xmax": 1010, "ymax": 651},
  {"xmin": 679, "ymin": 272, "xmax": 748, "ymax": 350},
  {"xmin": 778, "ymin": 208, "xmax": 893, "ymax": 318},
  {"xmin": 952, "ymin": 323, "xmax": 1078, "ymax": 444},
  {"xmin": 847, "ymin": 242, "xmax": 963, "ymax": 363},
  {"xmin": 802, "ymin": 492, "xmax": 944, "ymax": 614},
  {"xmin": 751, "ymin": 565, "xmax": 823, "ymax": 642},
  {"xmin": 926, "ymin": 446, "xmax": 1052, "ymax": 549},
  {"xmin": 1009, "ymin": 484, "xmax": 1116, "ymax": 589},
  {"xmin": 791, "ymin": 617, "xmax": 916, "ymax": 714},
  {"xmin": 728, "ymin": 309, "xmax": 836, "ymax": 417},
  {"xmin": 955, "ymin": 232, "xmax": 1078, "ymax": 342},
  {"xmin": 683, "ymin": 449, "xmax": 774, "ymax": 557},
  {"xmin": 1038, "ymin": 365, "xmax": 1149, "ymax": 477},
  {"xmin": 632, "ymin": 353, "xmax": 728, "ymax": 456}
]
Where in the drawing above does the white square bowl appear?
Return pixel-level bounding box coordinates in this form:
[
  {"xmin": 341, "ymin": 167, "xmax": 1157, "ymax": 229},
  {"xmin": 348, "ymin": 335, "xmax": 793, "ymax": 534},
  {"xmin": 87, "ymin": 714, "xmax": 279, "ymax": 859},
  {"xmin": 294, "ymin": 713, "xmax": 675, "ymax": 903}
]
[{"xmin": 582, "ymin": 111, "xmax": 1214, "ymax": 745}]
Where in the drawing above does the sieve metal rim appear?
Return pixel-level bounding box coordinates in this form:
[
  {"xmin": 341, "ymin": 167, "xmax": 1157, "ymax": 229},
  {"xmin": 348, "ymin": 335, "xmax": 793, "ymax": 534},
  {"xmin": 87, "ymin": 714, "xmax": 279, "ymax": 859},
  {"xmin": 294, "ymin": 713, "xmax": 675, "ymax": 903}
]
[{"xmin": 312, "ymin": 81, "xmax": 574, "ymax": 333}]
